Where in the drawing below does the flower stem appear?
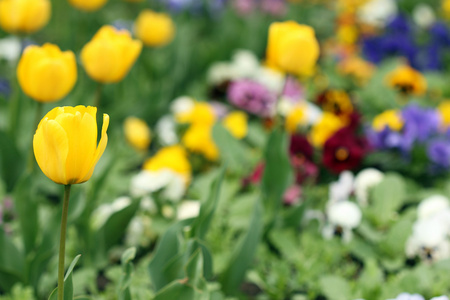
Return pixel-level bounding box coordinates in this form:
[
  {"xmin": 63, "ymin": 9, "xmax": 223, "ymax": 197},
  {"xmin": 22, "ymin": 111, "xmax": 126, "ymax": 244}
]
[
  {"xmin": 57, "ymin": 184, "xmax": 71, "ymax": 300},
  {"xmin": 94, "ymin": 83, "xmax": 103, "ymax": 108}
]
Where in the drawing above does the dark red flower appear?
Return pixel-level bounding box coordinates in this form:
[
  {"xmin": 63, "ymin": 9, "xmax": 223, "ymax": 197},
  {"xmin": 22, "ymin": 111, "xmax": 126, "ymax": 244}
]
[
  {"xmin": 323, "ymin": 127, "xmax": 368, "ymax": 173},
  {"xmin": 242, "ymin": 162, "xmax": 265, "ymax": 186},
  {"xmin": 289, "ymin": 134, "xmax": 318, "ymax": 184},
  {"xmin": 289, "ymin": 134, "xmax": 313, "ymax": 161}
]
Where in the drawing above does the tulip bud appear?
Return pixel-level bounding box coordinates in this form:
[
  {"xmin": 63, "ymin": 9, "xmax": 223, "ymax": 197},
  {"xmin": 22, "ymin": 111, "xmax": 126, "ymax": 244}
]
[
  {"xmin": 266, "ymin": 21, "xmax": 320, "ymax": 76},
  {"xmin": 124, "ymin": 116, "xmax": 151, "ymax": 151},
  {"xmin": 81, "ymin": 25, "xmax": 142, "ymax": 83},
  {"xmin": 33, "ymin": 106, "xmax": 109, "ymax": 185},
  {"xmin": 68, "ymin": 0, "xmax": 107, "ymax": 12},
  {"xmin": 17, "ymin": 43, "xmax": 77, "ymax": 103},
  {"xmin": 134, "ymin": 10, "xmax": 175, "ymax": 47},
  {"xmin": 0, "ymin": 0, "xmax": 50, "ymax": 33}
]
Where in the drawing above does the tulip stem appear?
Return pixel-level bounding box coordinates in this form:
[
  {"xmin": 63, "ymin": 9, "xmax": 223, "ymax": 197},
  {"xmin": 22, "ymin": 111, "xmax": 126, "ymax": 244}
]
[
  {"xmin": 94, "ymin": 83, "xmax": 103, "ymax": 108},
  {"xmin": 57, "ymin": 184, "xmax": 71, "ymax": 300}
]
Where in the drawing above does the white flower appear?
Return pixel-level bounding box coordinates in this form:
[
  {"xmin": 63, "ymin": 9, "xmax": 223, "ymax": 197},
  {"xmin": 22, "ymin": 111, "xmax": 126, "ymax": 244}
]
[
  {"xmin": 329, "ymin": 171, "xmax": 354, "ymax": 204},
  {"xmin": 354, "ymin": 168, "xmax": 384, "ymax": 206},
  {"xmin": 0, "ymin": 36, "xmax": 21, "ymax": 62},
  {"xmin": 177, "ymin": 200, "xmax": 201, "ymax": 220},
  {"xmin": 91, "ymin": 196, "xmax": 132, "ymax": 229},
  {"xmin": 323, "ymin": 201, "xmax": 362, "ymax": 243},
  {"xmin": 357, "ymin": 0, "xmax": 397, "ymax": 28},
  {"xmin": 253, "ymin": 66, "xmax": 285, "ymax": 94},
  {"xmin": 387, "ymin": 293, "xmax": 425, "ymax": 300},
  {"xmin": 431, "ymin": 297, "xmax": 450, "ymax": 300},
  {"xmin": 156, "ymin": 115, "xmax": 178, "ymax": 145},
  {"xmin": 125, "ymin": 215, "xmax": 153, "ymax": 247},
  {"xmin": 406, "ymin": 218, "xmax": 450, "ymax": 262},
  {"xmin": 130, "ymin": 170, "xmax": 186, "ymax": 202},
  {"xmin": 230, "ymin": 50, "xmax": 260, "ymax": 79},
  {"xmin": 170, "ymin": 96, "xmax": 195, "ymax": 115},
  {"xmin": 412, "ymin": 4, "xmax": 435, "ymax": 29},
  {"xmin": 304, "ymin": 102, "xmax": 323, "ymax": 125},
  {"xmin": 417, "ymin": 195, "xmax": 450, "ymax": 221},
  {"xmin": 207, "ymin": 62, "xmax": 238, "ymax": 85},
  {"xmin": 277, "ymin": 97, "xmax": 296, "ymax": 117}
]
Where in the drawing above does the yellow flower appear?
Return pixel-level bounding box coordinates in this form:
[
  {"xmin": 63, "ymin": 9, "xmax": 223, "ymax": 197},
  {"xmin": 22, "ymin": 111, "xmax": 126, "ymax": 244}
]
[
  {"xmin": 0, "ymin": 0, "xmax": 50, "ymax": 33},
  {"xmin": 309, "ymin": 112, "xmax": 344, "ymax": 147},
  {"xmin": 17, "ymin": 44, "xmax": 77, "ymax": 103},
  {"xmin": 443, "ymin": 0, "xmax": 450, "ymax": 19},
  {"xmin": 266, "ymin": 21, "xmax": 320, "ymax": 76},
  {"xmin": 124, "ymin": 117, "xmax": 151, "ymax": 151},
  {"xmin": 135, "ymin": 10, "xmax": 175, "ymax": 47},
  {"xmin": 337, "ymin": 25, "xmax": 358, "ymax": 45},
  {"xmin": 68, "ymin": 0, "xmax": 107, "ymax": 11},
  {"xmin": 438, "ymin": 101, "xmax": 450, "ymax": 127},
  {"xmin": 372, "ymin": 110, "xmax": 403, "ymax": 132},
  {"xmin": 33, "ymin": 106, "xmax": 109, "ymax": 185},
  {"xmin": 143, "ymin": 145, "xmax": 191, "ymax": 184},
  {"xmin": 182, "ymin": 124, "xmax": 219, "ymax": 161},
  {"xmin": 81, "ymin": 25, "xmax": 143, "ymax": 83},
  {"xmin": 223, "ymin": 111, "xmax": 248, "ymax": 139},
  {"xmin": 285, "ymin": 105, "xmax": 306, "ymax": 133},
  {"xmin": 175, "ymin": 102, "xmax": 216, "ymax": 126},
  {"xmin": 338, "ymin": 56, "xmax": 375, "ymax": 84},
  {"xmin": 386, "ymin": 65, "xmax": 427, "ymax": 96}
]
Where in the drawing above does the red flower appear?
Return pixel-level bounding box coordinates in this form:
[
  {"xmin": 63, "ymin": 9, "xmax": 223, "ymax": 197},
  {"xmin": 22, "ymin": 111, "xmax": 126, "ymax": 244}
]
[
  {"xmin": 289, "ymin": 134, "xmax": 318, "ymax": 183},
  {"xmin": 242, "ymin": 162, "xmax": 265, "ymax": 186},
  {"xmin": 323, "ymin": 127, "xmax": 368, "ymax": 173}
]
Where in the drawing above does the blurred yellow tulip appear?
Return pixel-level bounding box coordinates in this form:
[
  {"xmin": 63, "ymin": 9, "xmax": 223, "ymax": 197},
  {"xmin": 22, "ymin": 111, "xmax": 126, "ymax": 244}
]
[
  {"xmin": 33, "ymin": 106, "xmax": 109, "ymax": 185},
  {"xmin": 0, "ymin": 0, "xmax": 50, "ymax": 33},
  {"xmin": 223, "ymin": 111, "xmax": 248, "ymax": 139},
  {"xmin": 81, "ymin": 25, "xmax": 142, "ymax": 83},
  {"xmin": 134, "ymin": 10, "xmax": 175, "ymax": 47},
  {"xmin": 68, "ymin": 0, "xmax": 107, "ymax": 12},
  {"xmin": 266, "ymin": 21, "xmax": 320, "ymax": 76},
  {"xmin": 124, "ymin": 117, "xmax": 151, "ymax": 151},
  {"xmin": 17, "ymin": 44, "xmax": 77, "ymax": 103}
]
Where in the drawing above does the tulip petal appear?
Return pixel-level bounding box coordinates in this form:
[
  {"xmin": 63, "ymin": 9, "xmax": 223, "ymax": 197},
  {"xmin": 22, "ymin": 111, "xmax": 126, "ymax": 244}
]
[
  {"xmin": 33, "ymin": 119, "xmax": 69, "ymax": 184},
  {"xmin": 79, "ymin": 113, "xmax": 109, "ymax": 183}
]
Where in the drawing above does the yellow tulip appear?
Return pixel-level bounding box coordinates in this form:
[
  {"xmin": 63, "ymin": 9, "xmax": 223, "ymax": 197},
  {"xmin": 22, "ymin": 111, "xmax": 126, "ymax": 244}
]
[
  {"xmin": 134, "ymin": 10, "xmax": 175, "ymax": 47},
  {"xmin": 124, "ymin": 117, "xmax": 151, "ymax": 151},
  {"xmin": 223, "ymin": 111, "xmax": 248, "ymax": 139},
  {"xmin": 81, "ymin": 25, "xmax": 143, "ymax": 83},
  {"xmin": 266, "ymin": 21, "xmax": 320, "ymax": 76},
  {"xmin": 0, "ymin": 0, "xmax": 50, "ymax": 33},
  {"xmin": 68, "ymin": 0, "xmax": 107, "ymax": 12},
  {"xmin": 33, "ymin": 106, "xmax": 109, "ymax": 185},
  {"xmin": 17, "ymin": 43, "xmax": 77, "ymax": 103}
]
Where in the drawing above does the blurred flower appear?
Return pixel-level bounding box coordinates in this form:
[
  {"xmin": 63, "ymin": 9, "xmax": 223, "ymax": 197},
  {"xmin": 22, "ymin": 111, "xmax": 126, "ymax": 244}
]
[
  {"xmin": 283, "ymin": 185, "xmax": 301, "ymax": 206},
  {"xmin": 417, "ymin": 195, "xmax": 450, "ymax": 221},
  {"xmin": 124, "ymin": 117, "xmax": 151, "ymax": 151},
  {"xmin": 0, "ymin": 36, "xmax": 22, "ymax": 62},
  {"xmin": 125, "ymin": 215, "xmax": 153, "ymax": 247},
  {"xmin": 282, "ymin": 76, "xmax": 303, "ymax": 100},
  {"xmin": 427, "ymin": 140, "xmax": 450, "ymax": 167},
  {"xmin": 81, "ymin": 25, "xmax": 142, "ymax": 83},
  {"xmin": 177, "ymin": 200, "xmax": 201, "ymax": 220},
  {"xmin": 336, "ymin": 24, "xmax": 358, "ymax": 45},
  {"xmin": 231, "ymin": 50, "xmax": 261, "ymax": 79},
  {"xmin": 412, "ymin": 4, "xmax": 435, "ymax": 29},
  {"xmin": 253, "ymin": 66, "xmax": 285, "ymax": 94},
  {"xmin": 260, "ymin": 0, "xmax": 286, "ymax": 16},
  {"xmin": 112, "ymin": 19, "xmax": 133, "ymax": 32},
  {"xmin": 156, "ymin": 115, "xmax": 178, "ymax": 145},
  {"xmin": 134, "ymin": 10, "xmax": 175, "ymax": 47},
  {"xmin": 402, "ymin": 104, "xmax": 440, "ymax": 143},
  {"xmin": 329, "ymin": 171, "xmax": 354, "ymax": 204},
  {"xmin": 130, "ymin": 169, "xmax": 187, "ymax": 201},
  {"xmin": 0, "ymin": 79, "xmax": 11, "ymax": 98},
  {"xmin": 285, "ymin": 104, "xmax": 306, "ymax": 133},
  {"xmin": 437, "ymin": 101, "xmax": 450, "ymax": 127},
  {"xmin": 357, "ymin": 0, "xmax": 397, "ymax": 28},
  {"xmin": 316, "ymin": 90, "xmax": 353, "ymax": 119},
  {"xmin": 372, "ymin": 110, "xmax": 404, "ymax": 132},
  {"xmin": 17, "ymin": 44, "xmax": 77, "ymax": 103},
  {"xmin": 338, "ymin": 56, "xmax": 375, "ymax": 84},
  {"xmin": 289, "ymin": 134, "xmax": 318, "ymax": 184},
  {"xmin": 354, "ymin": 168, "xmax": 384, "ymax": 206},
  {"xmin": 33, "ymin": 106, "xmax": 109, "ymax": 185},
  {"xmin": 386, "ymin": 65, "xmax": 427, "ymax": 96},
  {"xmin": 444, "ymin": 0, "xmax": 450, "ymax": 20},
  {"xmin": 69, "ymin": 0, "xmax": 107, "ymax": 11},
  {"xmin": 310, "ymin": 112, "xmax": 345, "ymax": 147},
  {"xmin": 175, "ymin": 101, "xmax": 216, "ymax": 125},
  {"xmin": 143, "ymin": 145, "xmax": 191, "ymax": 184},
  {"xmin": 182, "ymin": 124, "xmax": 219, "ymax": 160},
  {"xmin": 243, "ymin": 162, "xmax": 265, "ymax": 187},
  {"xmin": 266, "ymin": 21, "xmax": 320, "ymax": 76},
  {"xmin": 0, "ymin": 0, "xmax": 50, "ymax": 33},
  {"xmin": 91, "ymin": 197, "xmax": 131, "ymax": 229},
  {"xmin": 222, "ymin": 111, "xmax": 248, "ymax": 139},
  {"xmin": 227, "ymin": 79, "xmax": 277, "ymax": 117},
  {"xmin": 232, "ymin": 0, "xmax": 255, "ymax": 15},
  {"xmin": 388, "ymin": 294, "xmax": 425, "ymax": 300},
  {"xmin": 171, "ymin": 96, "xmax": 195, "ymax": 115},
  {"xmin": 322, "ymin": 200, "xmax": 361, "ymax": 243},
  {"xmin": 323, "ymin": 127, "xmax": 368, "ymax": 173}
]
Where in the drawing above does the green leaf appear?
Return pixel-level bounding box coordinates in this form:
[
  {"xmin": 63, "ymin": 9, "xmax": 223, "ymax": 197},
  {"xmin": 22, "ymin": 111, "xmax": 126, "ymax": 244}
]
[
  {"xmin": 0, "ymin": 229, "xmax": 25, "ymax": 292},
  {"xmin": 261, "ymin": 129, "xmax": 293, "ymax": 220},
  {"xmin": 319, "ymin": 275, "xmax": 352, "ymax": 300},
  {"xmin": 0, "ymin": 131, "xmax": 24, "ymax": 192},
  {"xmin": 13, "ymin": 174, "xmax": 38, "ymax": 254},
  {"xmin": 48, "ymin": 255, "xmax": 81, "ymax": 300},
  {"xmin": 118, "ymin": 248, "xmax": 136, "ymax": 300},
  {"xmin": 220, "ymin": 199, "xmax": 264, "ymax": 296}
]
